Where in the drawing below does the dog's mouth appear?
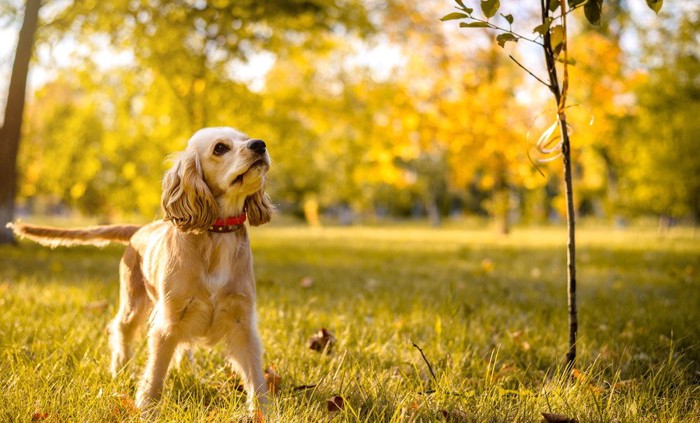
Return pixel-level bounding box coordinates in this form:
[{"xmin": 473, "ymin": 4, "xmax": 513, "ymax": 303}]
[{"xmin": 232, "ymin": 159, "xmax": 269, "ymax": 185}]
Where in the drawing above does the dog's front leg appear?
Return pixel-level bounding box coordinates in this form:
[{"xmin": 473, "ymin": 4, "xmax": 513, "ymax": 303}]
[
  {"xmin": 135, "ymin": 325, "xmax": 178, "ymax": 410},
  {"xmin": 226, "ymin": 324, "xmax": 268, "ymax": 414}
]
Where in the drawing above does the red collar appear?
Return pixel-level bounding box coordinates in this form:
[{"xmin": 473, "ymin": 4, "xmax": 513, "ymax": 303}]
[{"xmin": 208, "ymin": 214, "xmax": 246, "ymax": 233}]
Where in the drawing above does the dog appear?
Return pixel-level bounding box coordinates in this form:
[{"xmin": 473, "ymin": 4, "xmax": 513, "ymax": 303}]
[{"xmin": 8, "ymin": 127, "xmax": 275, "ymax": 414}]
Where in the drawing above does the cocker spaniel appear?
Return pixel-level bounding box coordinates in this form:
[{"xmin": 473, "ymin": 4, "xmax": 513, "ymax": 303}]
[{"xmin": 9, "ymin": 127, "xmax": 275, "ymax": 414}]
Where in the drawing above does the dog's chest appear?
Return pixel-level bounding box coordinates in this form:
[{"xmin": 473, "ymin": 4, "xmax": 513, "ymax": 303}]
[
  {"xmin": 205, "ymin": 251, "xmax": 234, "ymax": 293},
  {"xmin": 202, "ymin": 235, "xmax": 246, "ymax": 294}
]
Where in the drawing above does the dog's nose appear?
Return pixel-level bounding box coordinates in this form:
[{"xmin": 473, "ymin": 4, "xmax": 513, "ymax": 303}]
[{"xmin": 247, "ymin": 139, "xmax": 266, "ymax": 154}]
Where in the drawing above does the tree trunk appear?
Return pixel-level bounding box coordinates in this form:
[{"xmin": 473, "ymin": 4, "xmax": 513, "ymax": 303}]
[
  {"xmin": 541, "ymin": 0, "xmax": 577, "ymax": 367},
  {"xmin": 0, "ymin": 0, "xmax": 41, "ymax": 244},
  {"xmin": 560, "ymin": 117, "xmax": 578, "ymax": 367},
  {"xmin": 425, "ymin": 194, "xmax": 441, "ymax": 227}
]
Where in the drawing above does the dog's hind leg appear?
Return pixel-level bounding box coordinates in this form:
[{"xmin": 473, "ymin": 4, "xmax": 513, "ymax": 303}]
[
  {"xmin": 172, "ymin": 345, "xmax": 196, "ymax": 372},
  {"xmin": 110, "ymin": 246, "xmax": 150, "ymax": 377}
]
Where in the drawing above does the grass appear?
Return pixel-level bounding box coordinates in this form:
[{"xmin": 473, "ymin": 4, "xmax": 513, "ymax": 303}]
[{"xmin": 0, "ymin": 224, "xmax": 698, "ymax": 422}]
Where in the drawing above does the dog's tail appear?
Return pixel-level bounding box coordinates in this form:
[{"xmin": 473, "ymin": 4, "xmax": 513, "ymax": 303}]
[{"xmin": 6, "ymin": 222, "xmax": 142, "ymax": 248}]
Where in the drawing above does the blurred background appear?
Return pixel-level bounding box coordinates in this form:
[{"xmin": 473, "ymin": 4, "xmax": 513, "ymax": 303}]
[{"xmin": 1, "ymin": 0, "xmax": 698, "ymax": 233}]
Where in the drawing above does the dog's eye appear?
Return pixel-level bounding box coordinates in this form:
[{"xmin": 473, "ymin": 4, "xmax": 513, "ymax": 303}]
[{"xmin": 213, "ymin": 143, "xmax": 230, "ymax": 156}]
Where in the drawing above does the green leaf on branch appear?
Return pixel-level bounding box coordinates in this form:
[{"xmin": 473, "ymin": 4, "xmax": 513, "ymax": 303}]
[
  {"xmin": 460, "ymin": 21, "xmax": 490, "ymax": 28},
  {"xmin": 501, "ymin": 13, "xmax": 514, "ymax": 25},
  {"xmin": 549, "ymin": 0, "xmax": 560, "ymax": 12},
  {"xmin": 550, "ymin": 25, "xmax": 564, "ymax": 50},
  {"xmin": 557, "ymin": 56, "xmax": 577, "ymax": 65},
  {"xmin": 568, "ymin": 0, "xmax": 586, "ymax": 7},
  {"xmin": 533, "ymin": 17, "xmax": 554, "ymax": 36},
  {"xmin": 646, "ymin": 0, "xmax": 663, "ymax": 13},
  {"xmin": 496, "ymin": 33, "xmax": 518, "ymax": 48},
  {"xmin": 480, "ymin": 0, "xmax": 500, "ymax": 18},
  {"xmin": 454, "ymin": 0, "xmax": 474, "ymax": 13},
  {"xmin": 584, "ymin": 0, "xmax": 603, "ymax": 26},
  {"xmin": 441, "ymin": 12, "xmax": 469, "ymax": 21}
]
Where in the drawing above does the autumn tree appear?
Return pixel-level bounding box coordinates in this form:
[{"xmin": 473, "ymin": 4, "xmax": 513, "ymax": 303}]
[
  {"xmin": 619, "ymin": 9, "xmax": 699, "ymax": 228},
  {"xmin": 0, "ymin": 0, "xmax": 40, "ymax": 244},
  {"xmin": 12, "ymin": 0, "xmax": 375, "ymax": 221}
]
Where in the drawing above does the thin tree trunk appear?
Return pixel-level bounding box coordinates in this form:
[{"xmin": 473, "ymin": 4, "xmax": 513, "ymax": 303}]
[
  {"xmin": 542, "ymin": 0, "xmax": 577, "ymax": 367},
  {"xmin": 0, "ymin": 0, "xmax": 41, "ymax": 244},
  {"xmin": 560, "ymin": 116, "xmax": 577, "ymax": 366}
]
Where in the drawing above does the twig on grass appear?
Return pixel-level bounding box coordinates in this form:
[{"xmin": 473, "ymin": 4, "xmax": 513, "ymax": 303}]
[{"xmin": 411, "ymin": 341, "xmax": 437, "ymax": 384}]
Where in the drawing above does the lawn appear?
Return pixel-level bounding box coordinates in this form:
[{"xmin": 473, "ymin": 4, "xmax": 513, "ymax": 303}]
[{"xmin": 0, "ymin": 225, "xmax": 698, "ymax": 422}]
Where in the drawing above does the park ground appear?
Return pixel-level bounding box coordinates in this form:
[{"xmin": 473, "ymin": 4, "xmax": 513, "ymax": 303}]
[{"xmin": 0, "ymin": 224, "xmax": 698, "ymax": 422}]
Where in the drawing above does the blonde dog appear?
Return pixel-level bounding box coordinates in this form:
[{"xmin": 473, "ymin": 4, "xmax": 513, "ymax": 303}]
[{"xmin": 9, "ymin": 127, "xmax": 274, "ymax": 413}]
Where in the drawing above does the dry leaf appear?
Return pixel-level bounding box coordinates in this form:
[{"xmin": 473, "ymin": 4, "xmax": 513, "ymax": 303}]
[
  {"xmin": 570, "ymin": 368, "xmax": 586, "ymax": 381},
  {"xmin": 326, "ymin": 395, "xmax": 344, "ymax": 412},
  {"xmin": 111, "ymin": 393, "xmax": 138, "ymax": 418},
  {"xmin": 308, "ymin": 328, "xmax": 336, "ymax": 353},
  {"xmin": 31, "ymin": 412, "xmax": 49, "ymax": 421},
  {"xmin": 569, "ymin": 368, "xmax": 604, "ymax": 396},
  {"xmin": 300, "ymin": 276, "xmax": 313, "ymax": 289},
  {"xmin": 264, "ymin": 366, "xmax": 282, "ymax": 395},
  {"xmin": 541, "ymin": 412, "xmax": 578, "ymax": 423}
]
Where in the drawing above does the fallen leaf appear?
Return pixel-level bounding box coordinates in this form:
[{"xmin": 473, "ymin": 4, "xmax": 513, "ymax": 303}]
[
  {"xmin": 300, "ymin": 276, "xmax": 313, "ymax": 289},
  {"xmin": 308, "ymin": 328, "xmax": 336, "ymax": 354},
  {"xmin": 326, "ymin": 395, "xmax": 344, "ymax": 412},
  {"xmin": 520, "ymin": 341, "xmax": 531, "ymax": 351},
  {"xmin": 541, "ymin": 412, "xmax": 578, "ymax": 423},
  {"xmin": 570, "ymin": 368, "xmax": 586, "ymax": 381},
  {"xmin": 569, "ymin": 368, "xmax": 604, "ymax": 396},
  {"xmin": 264, "ymin": 366, "xmax": 282, "ymax": 395},
  {"xmin": 111, "ymin": 393, "xmax": 138, "ymax": 418},
  {"xmin": 31, "ymin": 412, "xmax": 49, "ymax": 421}
]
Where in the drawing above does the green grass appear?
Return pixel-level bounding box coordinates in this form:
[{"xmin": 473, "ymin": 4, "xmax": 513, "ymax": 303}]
[{"xmin": 1, "ymin": 225, "xmax": 698, "ymax": 422}]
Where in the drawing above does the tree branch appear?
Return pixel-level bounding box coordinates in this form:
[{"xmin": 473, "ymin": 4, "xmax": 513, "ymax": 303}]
[
  {"xmin": 464, "ymin": 15, "xmax": 543, "ymax": 46},
  {"xmin": 551, "ymin": 2, "xmax": 586, "ymax": 21},
  {"xmin": 508, "ymin": 55, "xmax": 551, "ymax": 89}
]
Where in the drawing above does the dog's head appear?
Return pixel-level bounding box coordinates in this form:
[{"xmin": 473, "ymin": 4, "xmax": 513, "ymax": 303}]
[{"xmin": 162, "ymin": 127, "xmax": 274, "ymax": 232}]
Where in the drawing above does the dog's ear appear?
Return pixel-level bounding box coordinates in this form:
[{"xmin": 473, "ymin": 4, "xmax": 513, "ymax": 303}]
[
  {"xmin": 245, "ymin": 185, "xmax": 275, "ymax": 226},
  {"xmin": 162, "ymin": 150, "xmax": 219, "ymax": 233}
]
